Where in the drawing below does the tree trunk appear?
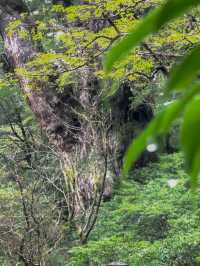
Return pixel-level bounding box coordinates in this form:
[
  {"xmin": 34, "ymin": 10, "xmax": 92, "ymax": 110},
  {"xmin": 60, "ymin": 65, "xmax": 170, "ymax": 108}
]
[
  {"xmin": 0, "ymin": 2, "xmax": 108, "ymax": 226},
  {"xmin": 0, "ymin": 3, "xmax": 77, "ymax": 154}
]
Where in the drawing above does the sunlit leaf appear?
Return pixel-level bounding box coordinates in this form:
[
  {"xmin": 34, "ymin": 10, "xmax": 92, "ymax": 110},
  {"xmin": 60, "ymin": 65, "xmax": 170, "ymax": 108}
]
[
  {"xmin": 156, "ymin": 0, "xmax": 200, "ymax": 28},
  {"xmin": 104, "ymin": 8, "xmax": 159, "ymax": 72},
  {"xmin": 167, "ymin": 45, "xmax": 200, "ymax": 92},
  {"xmin": 180, "ymin": 97, "xmax": 200, "ymax": 187},
  {"xmin": 104, "ymin": 0, "xmax": 200, "ymax": 72}
]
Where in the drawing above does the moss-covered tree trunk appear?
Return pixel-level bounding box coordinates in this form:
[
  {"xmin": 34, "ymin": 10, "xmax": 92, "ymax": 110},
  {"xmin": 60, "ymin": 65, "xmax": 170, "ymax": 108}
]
[
  {"xmin": 0, "ymin": 2, "xmax": 77, "ymax": 154},
  {"xmin": 0, "ymin": 1, "xmax": 85, "ymax": 225},
  {"xmin": 0, "ymin": 2, "xmax": 109, "ymax": 232}
]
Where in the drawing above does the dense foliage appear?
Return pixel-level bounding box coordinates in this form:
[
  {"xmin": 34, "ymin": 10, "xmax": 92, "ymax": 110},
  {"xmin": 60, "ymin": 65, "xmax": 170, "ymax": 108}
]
[
  {"xmin": 0, "ymin": 0, "xmax": 200, "ymax": 265},
  {"xmin": 67, "ymin": 153, "xmax": 200, "ymax": 266},
  {"xmin": 105, "ymin": 0, "xmax": 200, "ymax": 186}
]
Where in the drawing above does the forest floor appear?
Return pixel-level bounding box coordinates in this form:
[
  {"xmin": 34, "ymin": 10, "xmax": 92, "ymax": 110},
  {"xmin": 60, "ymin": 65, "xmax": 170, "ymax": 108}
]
[{"xmin": 66, "ymin": 153, "xmax": 200, "ymax": 266}]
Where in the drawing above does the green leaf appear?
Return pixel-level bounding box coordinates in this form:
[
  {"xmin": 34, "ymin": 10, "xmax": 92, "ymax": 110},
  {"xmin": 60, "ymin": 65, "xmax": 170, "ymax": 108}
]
[
  {"xmin": 104, "ymin": 79, "xmax": 120, "ymax": 98},
  {"xmin": 104, "ymin": 0, "xmax": 200, "ymax": 72},
  {"xmin": 104, "ymin": 8, "xmax": 160, "ymax": 73},
  {"xmin": 180, "ymin": 97, "xmax": 200, "ymax": 186},
  {"xmin": 123, "ymin": 82, "xmax": 200, "ymax": 174},
  {"xmin": 123, "ymin": 117, "xmax": 158, "ymax": 174},
  {"xmin": 191, "ymin": 151, "xmax": 200, "ymax": 189},
  {"xmin": 156, "ymin": 0, "xmax": 200, "ymax": 28},
  {"xmin": 167, "ymin": 45, "xmax": 200, "ymax": 92}
]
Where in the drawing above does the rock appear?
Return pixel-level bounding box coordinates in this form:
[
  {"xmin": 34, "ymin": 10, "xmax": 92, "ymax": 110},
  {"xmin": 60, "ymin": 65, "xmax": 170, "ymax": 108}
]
[{"xmin": 107, "ymin": 262, "xmax": 128, "ymax": 266}]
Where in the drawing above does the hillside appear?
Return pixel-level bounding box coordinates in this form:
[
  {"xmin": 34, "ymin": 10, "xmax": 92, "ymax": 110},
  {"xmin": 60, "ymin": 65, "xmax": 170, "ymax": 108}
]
[
  {"xmin": 67, "ymin": 153, "xmax": 200, "ymax": 266},
  {"xmin": 1, "ymin": 1, "xmax": 200, "ymax": 265}
]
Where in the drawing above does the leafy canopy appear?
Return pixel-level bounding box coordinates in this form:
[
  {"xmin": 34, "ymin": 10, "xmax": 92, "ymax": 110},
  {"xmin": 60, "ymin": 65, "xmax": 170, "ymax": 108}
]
[{"xmin": 105, "ymin": 0, "xmax": 200, "ymax": 186}]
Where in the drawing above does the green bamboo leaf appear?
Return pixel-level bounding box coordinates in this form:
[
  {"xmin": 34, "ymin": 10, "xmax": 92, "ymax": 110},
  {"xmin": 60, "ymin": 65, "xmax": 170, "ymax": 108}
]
[
  {"xmin": 123, "ymin": 104, "xmax": 180, "ymax": 174},
  {"xmin": 104, "ymin": 0, "xmax": 200, "ymax": 72},
  {"xmin": 156, "ymin": 0, "xmax": 200, "ymax": 28},
  {"xmin": 123, "ymin": 83, "xmax": 200, "ymax": 174},
  {"xmin": 191, "ymin": 151, "xmax": 200, "ymax": 189},
  {"xmin": 104, "ymin": 8, "xmax": 160, "ymax": 73},
  {"xmin": 105, "ymin": 79, "xmax": 120, "ymax": 98},
  {"xmin": 123, "ymin": 116, "xmax": 159, "ymax": 174},
  {"xmin": 180, "ymin": 97, "xmax": 200, "ymax": 187},
  {"xmin": 167, "ymin": 45, "xmax": 200, "ymax": 92}
]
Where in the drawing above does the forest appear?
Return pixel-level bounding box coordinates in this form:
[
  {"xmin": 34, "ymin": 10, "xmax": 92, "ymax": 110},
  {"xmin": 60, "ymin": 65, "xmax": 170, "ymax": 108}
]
[{"xmin": 1, "ymin": 0, "xmax": 200, "ymax": 265}]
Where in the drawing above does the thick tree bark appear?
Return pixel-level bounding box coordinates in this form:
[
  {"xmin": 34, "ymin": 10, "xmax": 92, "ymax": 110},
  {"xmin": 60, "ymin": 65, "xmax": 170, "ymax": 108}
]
[
  {"xmin": 0, "ymin": 2, "xmax": 108, "ymax": 225},
  {"xmin": 0, "ymin": 3, "xmax": 77, "ymax": 153}
]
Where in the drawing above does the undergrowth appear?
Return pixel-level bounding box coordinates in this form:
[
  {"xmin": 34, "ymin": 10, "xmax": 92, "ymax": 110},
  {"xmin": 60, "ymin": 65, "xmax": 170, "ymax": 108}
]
[{"xmin": 66, "ymin": 153, "xmax": 200, "ymax": 266}]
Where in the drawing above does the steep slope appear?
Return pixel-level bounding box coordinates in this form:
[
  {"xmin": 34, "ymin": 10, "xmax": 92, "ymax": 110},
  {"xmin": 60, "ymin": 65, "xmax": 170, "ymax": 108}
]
[{"xmin": 67, "ymin": 153, "xmax": 200, "ymax": 266}]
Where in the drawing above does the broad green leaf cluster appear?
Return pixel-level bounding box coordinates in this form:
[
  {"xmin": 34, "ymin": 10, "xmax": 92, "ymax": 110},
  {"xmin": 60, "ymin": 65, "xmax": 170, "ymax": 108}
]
[{"xmin": 105, "ymin": 0, "xmax": 200, "ymax": 185}]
